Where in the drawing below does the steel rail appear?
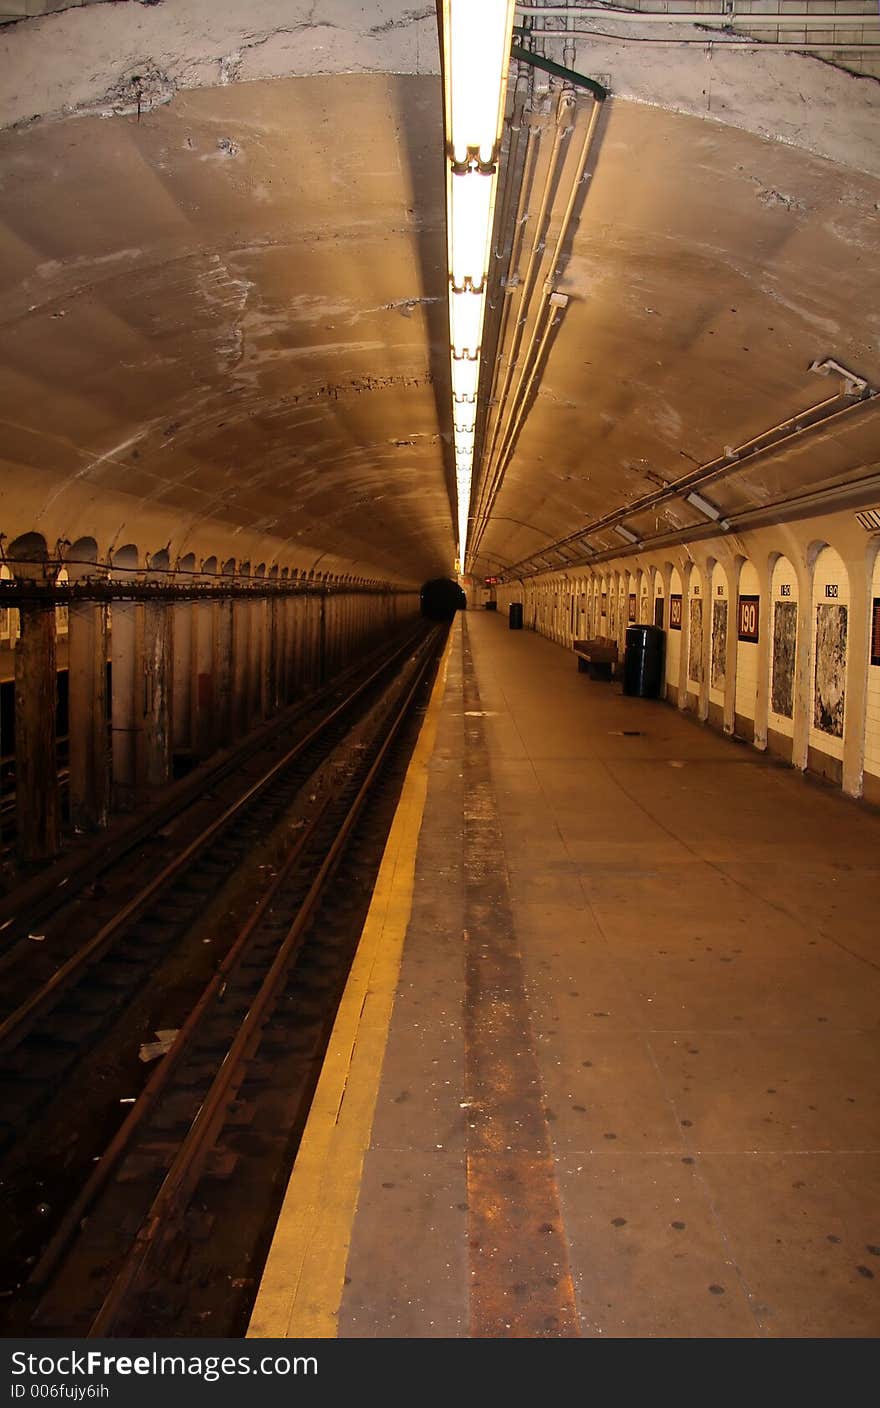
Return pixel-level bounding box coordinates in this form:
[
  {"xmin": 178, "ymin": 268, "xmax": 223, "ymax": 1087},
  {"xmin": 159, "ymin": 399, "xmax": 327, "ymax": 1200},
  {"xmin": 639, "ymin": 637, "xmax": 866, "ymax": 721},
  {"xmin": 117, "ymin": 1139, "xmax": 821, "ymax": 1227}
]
[
  {"xmin": 516, "ymin": 5, "xmax": 880, "ymax": 23},
  {"xmin": 26, "ymin": 786, "xmax": 337, "ymax": 1292},
  {"xmin": 0, "ymin": 627, "xmax": 424, "ymax": 1054},
  {"xmin": 0, "ymin": 623, "xmax": 425, "ymax": 947},
  {"xmin": 85, "ymin": 632, "xmax": 441, "ymax": 1336}
]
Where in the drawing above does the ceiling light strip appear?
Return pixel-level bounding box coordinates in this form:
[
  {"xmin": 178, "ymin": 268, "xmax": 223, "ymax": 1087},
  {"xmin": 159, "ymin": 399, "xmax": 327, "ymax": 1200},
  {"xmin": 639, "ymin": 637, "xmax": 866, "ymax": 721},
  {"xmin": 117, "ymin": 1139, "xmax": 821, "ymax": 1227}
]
[{"xmin": 441, "ymin": 0, "xmax": 516, "ymax": 570}]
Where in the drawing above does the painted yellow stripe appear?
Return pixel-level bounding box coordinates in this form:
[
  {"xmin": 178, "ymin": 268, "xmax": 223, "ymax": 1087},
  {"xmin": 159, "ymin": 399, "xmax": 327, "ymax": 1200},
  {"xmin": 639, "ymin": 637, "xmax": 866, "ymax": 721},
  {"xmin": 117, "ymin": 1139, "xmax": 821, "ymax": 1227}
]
[{"xmin": 247, "ymin": 629, "xmax": 453, "ymax": 1340}]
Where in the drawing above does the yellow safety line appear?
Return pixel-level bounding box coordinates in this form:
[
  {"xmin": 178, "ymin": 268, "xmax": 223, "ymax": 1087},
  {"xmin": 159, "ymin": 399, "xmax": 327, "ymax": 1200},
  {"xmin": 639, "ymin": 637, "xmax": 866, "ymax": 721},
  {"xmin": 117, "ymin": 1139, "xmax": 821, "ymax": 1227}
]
[{"xmin": 247, "ymin": 629, "xmax": 454, "ymax": 1339}]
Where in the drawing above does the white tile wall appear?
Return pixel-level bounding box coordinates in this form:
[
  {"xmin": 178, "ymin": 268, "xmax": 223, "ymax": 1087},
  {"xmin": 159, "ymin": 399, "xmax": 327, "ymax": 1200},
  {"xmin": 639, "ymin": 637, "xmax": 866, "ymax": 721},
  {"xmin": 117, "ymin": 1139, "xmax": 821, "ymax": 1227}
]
[{"xmin": 519, "ymin": 547, "xmax": 880, "ymax": 798}]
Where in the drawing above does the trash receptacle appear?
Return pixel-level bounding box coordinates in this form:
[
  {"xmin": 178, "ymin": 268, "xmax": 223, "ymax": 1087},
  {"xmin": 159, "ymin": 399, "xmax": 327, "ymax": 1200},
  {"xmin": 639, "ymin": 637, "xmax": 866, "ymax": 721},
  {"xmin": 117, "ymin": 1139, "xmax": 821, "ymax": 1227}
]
[
  {"xmin": 623, "ymin": 624, "xmax": 664, "ymax": 698},
  {"xmin": 509, "ymin": 602, "xmax": 524, "ymax": 630}
]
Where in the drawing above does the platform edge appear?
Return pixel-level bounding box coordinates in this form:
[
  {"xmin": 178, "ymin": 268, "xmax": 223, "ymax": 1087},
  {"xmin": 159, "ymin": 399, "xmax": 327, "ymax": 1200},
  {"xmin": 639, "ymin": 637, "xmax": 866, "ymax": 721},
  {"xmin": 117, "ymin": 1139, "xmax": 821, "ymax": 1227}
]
[{"xmin": 246, "ymin": 627, "xmax": 454, "ymax": 1339}]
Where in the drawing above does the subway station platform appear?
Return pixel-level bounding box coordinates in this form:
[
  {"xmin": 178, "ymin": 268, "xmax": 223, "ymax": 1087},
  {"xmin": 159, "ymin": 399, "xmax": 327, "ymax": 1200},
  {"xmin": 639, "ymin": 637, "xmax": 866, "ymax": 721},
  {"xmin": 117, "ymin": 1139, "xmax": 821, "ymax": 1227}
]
[{"xmin": 249, "ymin": 610, "xmax": 880, "ymax": 1340}]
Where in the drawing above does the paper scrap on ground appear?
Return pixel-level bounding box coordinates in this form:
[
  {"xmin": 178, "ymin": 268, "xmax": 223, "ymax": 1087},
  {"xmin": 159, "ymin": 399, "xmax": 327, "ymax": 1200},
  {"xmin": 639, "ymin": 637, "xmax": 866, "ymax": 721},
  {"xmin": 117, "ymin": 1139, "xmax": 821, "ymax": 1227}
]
[{"xmin": 138, "ymin": 1028, "xmax": 180, "ymax": 1063}]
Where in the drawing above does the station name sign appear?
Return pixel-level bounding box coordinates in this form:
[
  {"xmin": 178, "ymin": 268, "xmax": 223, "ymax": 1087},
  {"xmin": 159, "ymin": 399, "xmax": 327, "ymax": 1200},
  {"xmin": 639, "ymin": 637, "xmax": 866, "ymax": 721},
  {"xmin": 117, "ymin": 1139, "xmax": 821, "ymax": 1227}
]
[{"xmin": 738, "ymin": 595, "xmax": 759, "ymax": 642}]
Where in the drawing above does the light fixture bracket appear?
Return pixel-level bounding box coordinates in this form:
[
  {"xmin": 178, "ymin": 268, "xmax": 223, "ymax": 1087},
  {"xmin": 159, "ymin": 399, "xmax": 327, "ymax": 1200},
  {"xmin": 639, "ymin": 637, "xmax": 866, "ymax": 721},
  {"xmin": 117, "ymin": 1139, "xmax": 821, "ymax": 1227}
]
[
  {"xmin": 450, "ymin": 275, "xmax": 487, "ymax": 296},
  {"xmin": 448, "ymin": 144, "xmax": 500, "ymax": 177},
  {"xmin": 808, "ymin": 357, "xmax": 869, "ymax": 398}
]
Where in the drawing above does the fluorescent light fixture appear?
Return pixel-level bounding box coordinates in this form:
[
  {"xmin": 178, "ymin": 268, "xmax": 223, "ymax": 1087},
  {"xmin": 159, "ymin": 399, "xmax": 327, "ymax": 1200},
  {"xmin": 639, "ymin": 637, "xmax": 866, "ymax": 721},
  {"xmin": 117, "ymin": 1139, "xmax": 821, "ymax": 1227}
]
[
  {"xmin": 443, "ymin": 0, "xmax": 514, "ymax": 166},
  {"xmin": 449, "ymin": 171, "xmax": 495, "ymax": 290},
  {"xmin": 451, "ymin": 356, "xmax": 480, "ymax": 402},
  {"xmin": 685, "ymin": 489, "xmax": 723, "ymax": 522},
  {"xmin": 615, "ymin": 524, "xmax": 640, "ymax": 544},
  {"xmin": 449, "ymin": 286, "xmax": 485, "ymax": 358},
  {"xmin": 441, "ymin": 0, "xmax": 515, "ymax": 568}
]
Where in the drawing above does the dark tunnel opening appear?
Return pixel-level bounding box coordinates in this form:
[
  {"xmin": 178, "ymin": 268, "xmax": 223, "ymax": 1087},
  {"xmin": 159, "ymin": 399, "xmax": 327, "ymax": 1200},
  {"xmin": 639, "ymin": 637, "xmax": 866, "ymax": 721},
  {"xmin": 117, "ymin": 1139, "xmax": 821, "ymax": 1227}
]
[{"xmin": 420, "ymin": 577, "xmax": 467, "ymax": 622}]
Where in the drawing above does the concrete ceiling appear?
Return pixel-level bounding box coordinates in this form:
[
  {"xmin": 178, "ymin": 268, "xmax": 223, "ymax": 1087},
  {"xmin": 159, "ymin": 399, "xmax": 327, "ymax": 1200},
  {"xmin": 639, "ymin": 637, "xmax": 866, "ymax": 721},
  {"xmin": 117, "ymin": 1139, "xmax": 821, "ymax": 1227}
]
[
  {"xmin": 0, "ymin": 72, "xmax": 454, "ymax": 583},
  {"xmin": 0, "ymin": 1, "xmax": 878, "ymax": 585},
  {"xmin": 473, "ymin": 95, "xmax": 880, "ymax": 578}
]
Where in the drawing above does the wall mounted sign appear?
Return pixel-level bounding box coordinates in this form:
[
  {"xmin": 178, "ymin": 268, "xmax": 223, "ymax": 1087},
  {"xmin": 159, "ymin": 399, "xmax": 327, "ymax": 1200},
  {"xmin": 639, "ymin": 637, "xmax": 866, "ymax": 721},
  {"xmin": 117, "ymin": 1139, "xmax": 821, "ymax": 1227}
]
[
  {"xmin": 669, "ymin": 594, "xmax": 683, "ymax": 630},
  {"xmin": 779, "ymin": 583, "xmax": 792, "ymax": 598},
  {"xmin": 871, "ymin": 598, "xmax": 880, "ymax": 667},
  {"xmin": 738, "ymin": 594, "xmax": 760, "ymax": 642}
]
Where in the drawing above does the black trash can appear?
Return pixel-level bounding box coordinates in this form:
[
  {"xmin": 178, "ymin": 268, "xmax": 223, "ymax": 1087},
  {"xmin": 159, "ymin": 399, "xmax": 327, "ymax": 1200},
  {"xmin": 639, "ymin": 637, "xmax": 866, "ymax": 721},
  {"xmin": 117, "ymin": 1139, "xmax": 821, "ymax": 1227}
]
[
  {"xmin": 508, "ymin": 602, "xmax": 524, "ymax": 630},
  {"xmin": 623, "ymin": 624, "xmax": 664, "ymax": 698}
]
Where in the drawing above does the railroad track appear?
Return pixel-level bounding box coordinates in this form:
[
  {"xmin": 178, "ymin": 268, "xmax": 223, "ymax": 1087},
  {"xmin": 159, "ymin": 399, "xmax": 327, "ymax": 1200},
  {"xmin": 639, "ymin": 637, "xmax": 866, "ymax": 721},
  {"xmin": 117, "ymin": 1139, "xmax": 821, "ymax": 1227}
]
[
  {"xmin": 0, "ymin": 624, "xmax": 424, "ymax": 945},
  {"xmin": 0, "ymin": 624, "xmax": 443, "ymax": 1331},
  {"xmin": 0, "ymin": 621, "xmax": 427, "ymax": 1001}
]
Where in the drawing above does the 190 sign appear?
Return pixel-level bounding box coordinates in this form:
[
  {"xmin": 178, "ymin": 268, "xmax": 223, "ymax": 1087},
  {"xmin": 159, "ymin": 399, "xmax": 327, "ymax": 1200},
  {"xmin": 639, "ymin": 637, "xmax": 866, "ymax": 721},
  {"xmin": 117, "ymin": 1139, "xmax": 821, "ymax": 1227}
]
[{"xmin": 738, "ymin": 594, "xmax": 760, "ymax": 642}]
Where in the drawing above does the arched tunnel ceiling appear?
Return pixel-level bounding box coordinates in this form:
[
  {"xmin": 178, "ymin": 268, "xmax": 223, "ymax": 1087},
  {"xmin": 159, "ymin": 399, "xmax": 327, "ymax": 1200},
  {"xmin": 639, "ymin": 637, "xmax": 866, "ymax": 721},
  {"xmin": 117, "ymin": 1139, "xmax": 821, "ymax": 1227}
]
[
  {"xmin": 0, "ymin": 72, "xmax": 454, "ymax": 583},
  {"xmin": 0, "ymin": 1, "xmax": 878, "ymax": 584},
  {"xmin": 474, "ymin": 96, "xmax": 880, "ymax": 579}
]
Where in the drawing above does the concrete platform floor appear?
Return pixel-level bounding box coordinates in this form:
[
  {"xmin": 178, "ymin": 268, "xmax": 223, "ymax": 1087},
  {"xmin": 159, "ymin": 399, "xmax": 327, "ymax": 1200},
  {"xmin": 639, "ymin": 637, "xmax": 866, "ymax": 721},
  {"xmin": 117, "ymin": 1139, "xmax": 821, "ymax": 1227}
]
[{"xmin": 255, "ymin": 612, "xmax": 880, "ymax": 1339}]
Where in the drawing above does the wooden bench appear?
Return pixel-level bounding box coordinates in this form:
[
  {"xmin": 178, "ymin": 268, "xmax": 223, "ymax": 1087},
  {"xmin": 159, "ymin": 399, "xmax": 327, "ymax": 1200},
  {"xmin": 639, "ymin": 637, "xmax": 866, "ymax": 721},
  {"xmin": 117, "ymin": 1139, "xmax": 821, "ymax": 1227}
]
[{"xmin": 573, "ymin": 637, "xmax": 619, "ymax": 681}]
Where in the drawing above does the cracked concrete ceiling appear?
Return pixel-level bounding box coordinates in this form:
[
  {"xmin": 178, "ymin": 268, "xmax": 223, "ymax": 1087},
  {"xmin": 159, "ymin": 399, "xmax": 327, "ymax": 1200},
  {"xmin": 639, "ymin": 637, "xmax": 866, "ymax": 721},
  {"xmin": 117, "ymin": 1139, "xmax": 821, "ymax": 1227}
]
[
  {"xmin": 0, "ymin": 1, "xmax": 878, "ymax": 584},
  {"xmin": 0, "ymin": 71, "xmax": 454, "ymax": 582}
]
